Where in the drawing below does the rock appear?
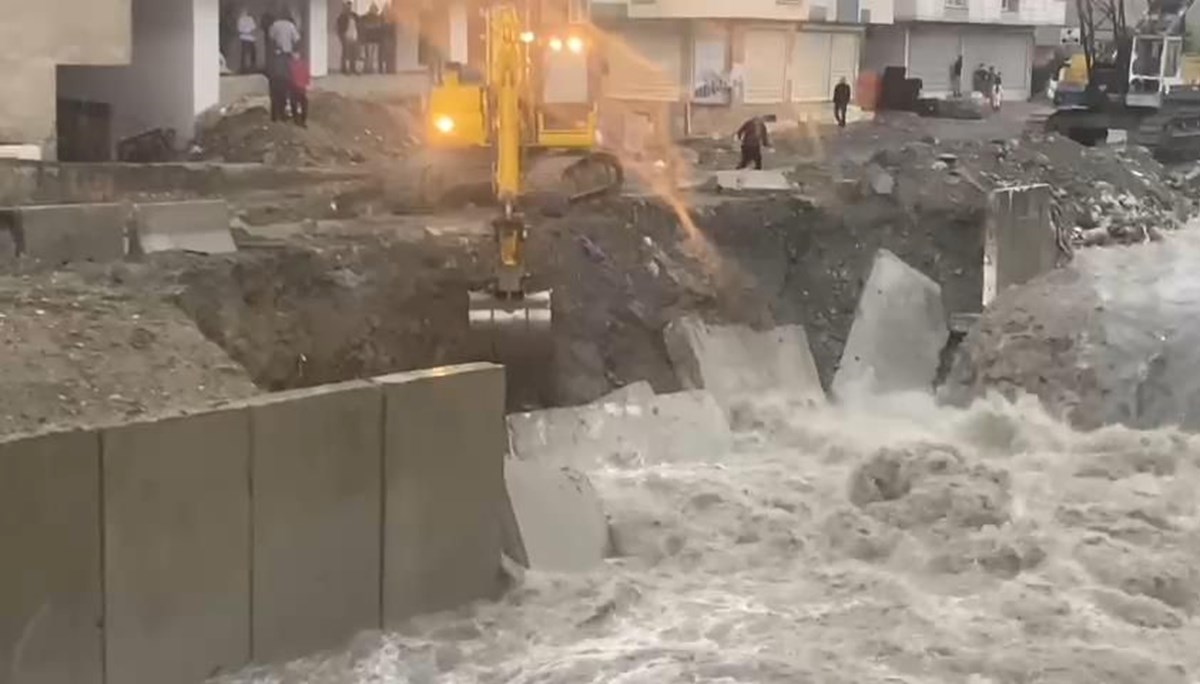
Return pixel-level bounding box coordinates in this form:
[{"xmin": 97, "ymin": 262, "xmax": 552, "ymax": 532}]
[{"xmin": 865, "ymin": 164, "xmax": 895, "ymax": 196}]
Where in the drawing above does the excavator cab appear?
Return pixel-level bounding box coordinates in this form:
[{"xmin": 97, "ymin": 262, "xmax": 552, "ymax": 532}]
[{"xmin": 1127, "ymin": 34, "xmax": 1183, "ymax": 106}]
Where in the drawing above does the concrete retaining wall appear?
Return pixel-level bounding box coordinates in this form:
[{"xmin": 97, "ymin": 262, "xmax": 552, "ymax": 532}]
[
  {"xmin": 983, "ymin": 183, "xmax": 1058, "ymax": 307},
  {"xmin": 0, "ymin": 363, "xmax": 506, "ymax": 684}
]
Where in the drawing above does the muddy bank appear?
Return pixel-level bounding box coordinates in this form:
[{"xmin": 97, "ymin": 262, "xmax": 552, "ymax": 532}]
[{"xmin": 168, "ymin": 192, "xmax": 981, "ymax": 410}]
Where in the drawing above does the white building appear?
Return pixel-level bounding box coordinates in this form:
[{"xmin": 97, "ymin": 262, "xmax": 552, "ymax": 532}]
[
  {"xmin": 861, "ymin": 0, "xmax": 1067, "ymax": 100},
  {"xmin": 591, "ymin": 0, "xmax": 895, "ymax": 137}
]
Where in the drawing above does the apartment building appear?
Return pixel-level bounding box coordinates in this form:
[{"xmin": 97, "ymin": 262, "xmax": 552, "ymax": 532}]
[
  {"xmin": 591, "ymin": 0, "xmax": 894, "ymax": 137},
  {"xmin": 862, "ymin": 0, "xmax": 1067, "ymax": 100}
]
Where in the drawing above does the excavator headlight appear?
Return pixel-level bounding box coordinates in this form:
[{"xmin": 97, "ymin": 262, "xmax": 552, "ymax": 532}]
[
  {"xmin": 434, "ymin": 115, "xmax": 456, "ymax": 134},
  {"xmin": 520, "ymin": 31, "xmax": 536, "ymax": 44},
  {"xmin": 548, "ymin": 37, "xmax": 564, "ymax": 52},
  {"xmin": 566, "ymin": 36, "xmax": 584, "ymax": 54}
]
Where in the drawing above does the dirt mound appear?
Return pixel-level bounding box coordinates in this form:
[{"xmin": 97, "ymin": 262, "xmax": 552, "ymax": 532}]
[
  {"xmin": 869, "ymin": 132, "xmax": 1190, "ymax": 248},
  {"xmin": 0, "ymin": 267, "xmax": 258, "ymax": 438},
  {"xmin": 193, "ymin": 92, "xmax": 419, "ymax": 166}
]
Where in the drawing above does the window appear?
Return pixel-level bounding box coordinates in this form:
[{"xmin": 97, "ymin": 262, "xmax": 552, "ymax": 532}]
[
  {"xmin": 945, "ymin": 0, "xmax": 968, "ymax": 9},
  {"xmin": 1165, "ymin": 39, "xmax": 1182, "ymax": 78},
  {"xmin": 1001, "ymin": 0, "xmax": 1019, "ymax": 11}
]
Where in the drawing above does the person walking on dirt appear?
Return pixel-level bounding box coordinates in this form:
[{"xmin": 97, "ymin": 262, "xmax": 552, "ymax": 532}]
[
  {"xmin": 833, "ymin": 77, "xmax": 852, "ymax": 128},
  {"xmin": 337, "ymin": 2, "xmax": 360, "ymax": 75},
  {"xmin": 735, "ymin": 116, "xmax": 770, "ymax": 170},
  {"xmin": 991, "ymin": 69, "xmax": 1003, "ymax": 111},
  {"xmin": 288, "ymin": 53, "xmax": 311, "ymax": 127},
  {"xmin": 237, "ymin": 9, "xmax": 258, "ymax": 73},
  {"xmin": 951, "ymin": 55, "xmax": 963, "ymax": 97}
]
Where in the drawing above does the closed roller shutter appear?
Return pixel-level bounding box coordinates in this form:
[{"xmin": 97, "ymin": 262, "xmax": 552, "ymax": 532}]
[
  {"xmin": 908, "ymin": 28, "xmax": 959, "ymax": 95},
  {"xmin": 792, "ymin": 31, "xmax": 832, "ymax": 101},
  {"xmin": 743, "ymin": 28, "xmax": 789, "ymax": 104},
  {"xmin": 604, "ymin": 26, "xmax": 683, "ymax": 101},
  {"xmin": 963, "ymin": 31, "xmax": 1032, "ymax": 100},
  {"xmin": 830, "ymin": 32, "xmax": 860, "ymax": 88}
]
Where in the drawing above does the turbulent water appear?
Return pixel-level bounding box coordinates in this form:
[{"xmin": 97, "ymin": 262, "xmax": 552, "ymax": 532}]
[{"xmin": 222, "ymin": 391, "xmax": 1200, "ymax": 684}]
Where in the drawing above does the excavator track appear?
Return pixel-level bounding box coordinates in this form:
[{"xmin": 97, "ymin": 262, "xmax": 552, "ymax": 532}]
[
  {"xmin": 1130, "ymin": 103, "xmax": 1200, "ymax": 162},
  {"xmin": 563, "ymin": 152, "xmax": 625, "ymax": 202}
]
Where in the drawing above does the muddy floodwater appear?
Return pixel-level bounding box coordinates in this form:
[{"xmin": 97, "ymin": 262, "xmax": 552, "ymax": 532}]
[{"xmin": 221, "ymin": 391, "xmax": 1200, "ymax": 684}]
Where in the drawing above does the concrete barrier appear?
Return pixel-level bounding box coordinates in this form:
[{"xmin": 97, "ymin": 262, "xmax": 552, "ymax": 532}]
[
  {"xmin": 508, "ymin": 390, "xmax": 733, "ymax": 470},
  {"xmin": 833, "ymin": 249, "xmax": 949, "ymax": 399},
  {"xmin": 376, "ymin": 363, "xmax": 507, "ymax": 624},
  {"xmin": 504, "ymin": 461, "xmax": 609, "ymax": 572},
  {"xmin": 133, "ymin": 199, "xmax": 236, "ymax": 255},
  {"xmin": 2, "ymin": 203, "xmax": 126, "ymax": 264},
  {"xmin": 101, "ymin": 408, "xmax": 252, "ymax": 684},
  {"xmin": 0, "ymin": 364, "xmax": 513, "ymax": 683},
  {"xmin": 245, "ymin": 381, "xmax": 383, "ymax": 663},
  {"xmin": 0, "ymin": 430, "xmax": 103, "ymax": 684},
  {"xmin": 663, "ymin": 317, "xmax": 825, "ymax": 411},
  {"xmin": 983, "ymin": 184, "xmax": 1058, "ymax": 307}
]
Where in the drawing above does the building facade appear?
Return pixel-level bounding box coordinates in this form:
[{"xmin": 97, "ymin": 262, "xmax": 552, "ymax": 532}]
[
  {"xmin": 862, "ymin": 0, "xmax": 1067, "ymax": 100},
  {"xmin": 590, "ymin": 0, "xmax": 894, "ymax": 138}
]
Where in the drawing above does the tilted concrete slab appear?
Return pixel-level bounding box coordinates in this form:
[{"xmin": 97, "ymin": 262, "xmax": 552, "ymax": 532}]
[
  {"xmin": 663, "ymin": 317, "xmax": 825, "ymax": 410},
  {"xmin": 376, "ymin": 363, "xmax": 507, "ymax": 624},
  {"xmin": 6, "ymin": 203, "xmax": 126, "ymax": 264},
  {"xmin": 600, "ymin": 381, "xmax": 656, "ymax": 405},
  {"xmin": 833, "ymin": 249, "xmax": 949, "ymax": 399},
  {"xmin": 504, "ymin": 460, "xmax": 609, "ymax": 573},
  {"xmin": 715, "ymin": 169, "xmax": 793, "ymax": 192},
  {"xmin": 245, "ymin": 381, "xmax": 383, "ymax": 664},
  {"xmin": 0, "ymin": 430, "xmax": 103, "ymax": 684},
  {"xmin": 983, "ymin": 184, "xmax": 1059, "ymax": 307},
  {"xmin": 101, "ymin": 408, "xmax": 251, "ymax": 684},
  {"xmin": 133, "ymin": 199, "xmax": 236, "ymax": 255},
  {"xmin": 507, "ymin": 390, "xmax": 733, "ymax": 470}
]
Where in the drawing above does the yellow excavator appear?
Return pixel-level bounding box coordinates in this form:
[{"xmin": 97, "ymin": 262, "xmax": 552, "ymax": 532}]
[{"xmin": 423, "ymin": 2, "xmax": 622, "ymax": 360}]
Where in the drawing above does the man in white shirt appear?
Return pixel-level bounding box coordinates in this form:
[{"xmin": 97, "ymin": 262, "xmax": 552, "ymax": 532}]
[
  {"xmin": 237, "ymin": 9, "xmax": 257, "ymax": 73},
  {"xmin": 269, "ymin": 13, "xmax": 302, "ymax": 57}
]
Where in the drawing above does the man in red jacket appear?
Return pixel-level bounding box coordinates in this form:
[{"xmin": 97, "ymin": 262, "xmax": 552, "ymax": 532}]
[{"xmin": 288, "ymin": 54, "xmax": 311, "ymax": 127}]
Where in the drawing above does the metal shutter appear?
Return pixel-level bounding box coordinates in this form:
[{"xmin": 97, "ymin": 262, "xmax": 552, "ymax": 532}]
[
  {"xmin": 603, "ymin": 26, "xmax": 683, "ymax": 101},
  {"xmin": 743, "ymin": 29, "xmax": 789, "ymax": 104},
  {"xmin": 792, "ymin": 30, "xmax": 832, "ymax": 101},
  {"xmin": 963, "ymin": 30, "xmax": 1032, "ymax": 100},
  {"xmin": 908, "ymin": 28, "xmax": 959, "ymax": 95}
]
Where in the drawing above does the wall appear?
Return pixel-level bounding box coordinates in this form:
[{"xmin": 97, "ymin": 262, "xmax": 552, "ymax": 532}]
[
  {"xmin": 0, "ymin": 0, "xmax": 132, "ymax": 156},
  {"xmin": 0, "ymin": 363, "xmax": 507, "ymax": 684},
  {"xmin": 58, "ymin": 0, "xmax": 200, "ymax": 152},
  {"xmin": 862, "ymin": 23, "xmax": 907, "ymax": 71},
  {"xmin": 894, "ymin": 0, "xmax": 1065, "ymax": 23},
  {"xmin": 628, "ymin": 0, "xmax": 810, "ymax": 20}
]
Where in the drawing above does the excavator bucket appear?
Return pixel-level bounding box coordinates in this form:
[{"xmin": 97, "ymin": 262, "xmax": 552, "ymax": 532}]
[{"xmin": 468, "ymin": 289, "xmax": 554, "ymax": 362}]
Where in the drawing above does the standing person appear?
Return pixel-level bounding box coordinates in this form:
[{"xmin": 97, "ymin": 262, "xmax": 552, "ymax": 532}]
[
  {"xmin": 267, "ymin": 13, "xmax": 301, "ymax": 122},
  {"xmin": 361, "ymin": 4, "xmax": 382, "ymax": 74},
  {"xmin": 735, "ymin": 116, "xmax": 770, "ymax": 170},
  {"xmin": 986, "ymin": 65, "xmax": 998, "ymax": 110},
  {"xmin": 951, "ymin": 54, "xmax": 964, "ymax": 97},
  {"xmin": 261, "ymin": 10, "xmax": 276, "ymax": 75},
  {"xmin": 379, "ymin": 2, "xmax": 398, "ymax": 74},
  {"xmin": 833, "ymin": 77, "xmax": 852, "ymax": 128},
  {"xmin": 337, "ymin": 2, "xmax": 360, "ymax": 74},
  {"xmin": 288, "ymin": 52, "xmax": 312, "ymax": 127},
  {"xmin": 992, "ymin": 69, "xmax": 1003, "ymax": 111},
  {"xmin": 237, "ymin": 8, "xmax": 258, "ymax": 73}
]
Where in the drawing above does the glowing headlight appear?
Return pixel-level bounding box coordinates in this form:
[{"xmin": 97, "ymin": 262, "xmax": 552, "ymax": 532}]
[
  {"xmin": 520, "ymin": 31, "xmax": 536, "ymax": 44},
  {"xmin": 566, "ymin": 36, "xmax": 584, "ymax": 54},
  {"xmin": 434, "ymin": 115, "xmax": 455, "ymax": 133},
  {"xmin": 548, "ymin": 37, "xmax": 564, "ymax": 52}
]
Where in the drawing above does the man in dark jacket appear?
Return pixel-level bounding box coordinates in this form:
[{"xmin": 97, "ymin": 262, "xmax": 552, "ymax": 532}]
[
  {"xmin": 735, "ymin": 116, "xmax": 770, "ymax": 170},
  {"xmin": 951, "ymin": 55, "xmax": 963, "ymax": 96},
  {"xmin": 833, "ymin": 77, "xmax": 852, "ymax": 128}
]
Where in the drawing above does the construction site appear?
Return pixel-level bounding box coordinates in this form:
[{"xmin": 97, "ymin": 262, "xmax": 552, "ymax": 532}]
[{"xmin": 6, "ymin": 0, "xmax": 1200, "ymax": 682}]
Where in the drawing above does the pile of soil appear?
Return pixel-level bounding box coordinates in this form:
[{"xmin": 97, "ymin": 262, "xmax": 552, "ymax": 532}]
[
  {"xmin": 193, "ymin": 92, "xmax": 419, "ymax": 166},
  {"xmin": 0, "ymin": 268, "xmax": 258, "ymax": 438},
  {"xmin": 866, "ymin": 132, "xmax": 1190, "ymax": 247}
]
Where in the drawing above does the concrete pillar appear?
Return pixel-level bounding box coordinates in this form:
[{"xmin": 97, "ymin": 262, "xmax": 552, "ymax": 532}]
[
  {"xmin": 194, "ymin": 0, "xmax": 220, "ymax": 118},
  {"xmin": 308, "ymin": 0, "xmax": 329, "ymax": 76},
  {"xmin": 449, "ymin": 1, "xmax": 468, "ymax": 63}
]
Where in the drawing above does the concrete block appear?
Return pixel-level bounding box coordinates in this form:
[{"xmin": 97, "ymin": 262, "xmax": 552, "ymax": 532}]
[
  {"xmin": 504, "ymin": 461, "xmax": 609, "ymax": 573},
  {"xmin": 715, "ymin": 169, "xmax": 792, "ymax": 192},
  {"xmin": 983, "ymin": 184, "xmax": 1058, "ymax": 307},
  {"xmin": 245, "ymin": 381, "xmax": 383, "ymax": 664},
  {"xmin": 101, "ymin": 408, "xmax": 251, "ymax": 684},
  {"xmin": 10, "ymin": 203, "xmax": 126, "ymax": 264},
  {"xmin": 601, "ymin": 381, "xmax": 656, "ymax": 405},
  {"xmin": 133, "ymin": 199, "xmax": 236, "ymax": 255},
  {"xmin": 508, "ymin": 390, "xmax": 733, "ymax": 470},
  {"xmin": 376, "ymin": 363, "xmax": 507, "ymax": 624},
  {"xmin": 833, "ymin": 249, "xmax": 949, "ymax": 399},
  {"xmin": 0, "ymin": 430, "xmax": 102, "ymax": 684},
  {"xmin": 664, "ymin": 317, "xmax": 825, "ymax": 410}
]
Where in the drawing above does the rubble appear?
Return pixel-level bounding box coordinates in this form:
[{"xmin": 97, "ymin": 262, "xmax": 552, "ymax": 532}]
[{"xmin": 192, "ymin": 93, "xmax": 419, "ymax": 166}]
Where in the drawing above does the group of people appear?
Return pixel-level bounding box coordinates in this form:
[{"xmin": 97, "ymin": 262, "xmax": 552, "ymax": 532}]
[
  {"xmin": 950, "ymin": 56, "xmax": 1004, "ymax": 110},
  {"xmin": 229, "ymin": 8, "xmax": 311, "ymax": 126},
  {"xmin": 336, "ymin": 2, "xmax": 401, "ymax": 76}
]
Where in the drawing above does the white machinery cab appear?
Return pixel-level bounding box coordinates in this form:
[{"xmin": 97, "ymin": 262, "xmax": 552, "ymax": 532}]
[{"xmin": 1128, "ymin": 34, "xmax": 1185, "ymax": 107}]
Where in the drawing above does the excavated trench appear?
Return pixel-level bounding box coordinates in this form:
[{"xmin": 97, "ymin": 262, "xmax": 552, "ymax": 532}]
[{"xmin": 173, "ymin": 194, "xmax": 985, "ymax": 410}]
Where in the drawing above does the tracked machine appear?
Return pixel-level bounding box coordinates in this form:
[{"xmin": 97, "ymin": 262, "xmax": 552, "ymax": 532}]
[
  {"xmin": 1047, "ymin": 0, "xmax": 1200, "ymax": 160},
  {"xmin": 422, "ymin": 2, "xmax": 622, "ymax": 363}
]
